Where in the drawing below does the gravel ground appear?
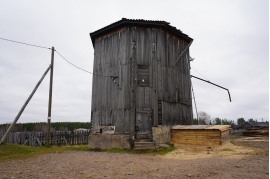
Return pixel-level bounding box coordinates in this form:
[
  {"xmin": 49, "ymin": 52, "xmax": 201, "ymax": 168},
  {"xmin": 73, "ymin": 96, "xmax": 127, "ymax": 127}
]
[{"xmin": 1, "ymin": 136, "xmax": 268, "ymax": 179}]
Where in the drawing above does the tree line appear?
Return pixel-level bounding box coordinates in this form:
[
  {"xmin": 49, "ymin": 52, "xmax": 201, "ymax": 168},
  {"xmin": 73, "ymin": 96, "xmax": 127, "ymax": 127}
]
[
  {"xmin": 0, "ymin": 122, "xmax": 91, "ymax": 133},
  {"xmin": 1, "ymin": 113, "xmax": 263, "ymax": 132},
  {"xmin": 193, "ymin": 111, "xmax": 263, "ymax": 126}
]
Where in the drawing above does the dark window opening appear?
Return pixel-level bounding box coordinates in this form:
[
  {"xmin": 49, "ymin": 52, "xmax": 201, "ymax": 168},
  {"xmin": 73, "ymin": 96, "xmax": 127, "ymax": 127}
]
[{"xmin": 137, "ymin": 65, "xmax": 149, "ymax": 87}]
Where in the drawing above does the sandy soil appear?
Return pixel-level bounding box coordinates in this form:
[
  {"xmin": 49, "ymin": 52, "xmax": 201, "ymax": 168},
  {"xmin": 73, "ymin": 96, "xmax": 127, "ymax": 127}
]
[{"xmin": 1, "ymin": 136, "xmax": 268, "ymax": 179}]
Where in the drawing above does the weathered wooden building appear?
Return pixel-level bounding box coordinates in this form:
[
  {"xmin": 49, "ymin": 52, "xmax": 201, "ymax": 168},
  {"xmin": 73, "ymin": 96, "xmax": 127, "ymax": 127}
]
[
  {"xmin": 89, "ymin": 18, "xmax": 193, "ymax": 149},
  {"xmin": 241, "ymin": 122, "xmax": 269, "ymax": 130}
]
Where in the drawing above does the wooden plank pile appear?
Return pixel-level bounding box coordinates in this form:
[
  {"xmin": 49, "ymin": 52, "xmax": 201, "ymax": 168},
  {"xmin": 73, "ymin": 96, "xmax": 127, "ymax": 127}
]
[
  {"xmin": 243, "ymin": 128, "xmax": 269, "ymax": 136},
  {"xmin": 171, "ymin": 125, "xmax": 230, "ymax": 146}
]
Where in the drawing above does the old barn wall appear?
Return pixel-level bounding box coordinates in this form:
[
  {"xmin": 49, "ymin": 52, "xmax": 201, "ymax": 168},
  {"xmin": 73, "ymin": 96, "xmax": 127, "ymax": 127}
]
[{"xmin": 91, "ymin": 27, "xmax": 131, "ymax": 134}]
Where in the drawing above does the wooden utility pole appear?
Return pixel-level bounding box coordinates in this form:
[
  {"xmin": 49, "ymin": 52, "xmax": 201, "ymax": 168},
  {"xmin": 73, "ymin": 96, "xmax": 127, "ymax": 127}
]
[
  {"xmin": 0, "ymin": 65, "xmax": 51, "ymax": 144},
  {"xmin": 46, "ymin": 47, "xmax": 54, "ymax": 146}
]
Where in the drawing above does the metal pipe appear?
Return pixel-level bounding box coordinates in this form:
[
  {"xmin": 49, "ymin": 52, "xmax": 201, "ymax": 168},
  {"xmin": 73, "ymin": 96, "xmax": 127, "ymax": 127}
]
[{"xmin": 191, "ymin": 75, "xmax": 232, "ymax": 102}]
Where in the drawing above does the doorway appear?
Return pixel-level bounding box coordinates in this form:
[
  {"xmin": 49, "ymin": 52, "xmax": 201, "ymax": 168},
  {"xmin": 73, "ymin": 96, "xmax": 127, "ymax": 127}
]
[{"xmin": 135, "ymin": 108, "xmax": 152, "ymax": 139}]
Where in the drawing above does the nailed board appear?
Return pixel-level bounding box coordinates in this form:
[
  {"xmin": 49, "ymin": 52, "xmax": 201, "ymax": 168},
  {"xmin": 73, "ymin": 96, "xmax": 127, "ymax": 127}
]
[{"xmin": 171, "ymin": 125, "xmax": 230, "ymax": 146}]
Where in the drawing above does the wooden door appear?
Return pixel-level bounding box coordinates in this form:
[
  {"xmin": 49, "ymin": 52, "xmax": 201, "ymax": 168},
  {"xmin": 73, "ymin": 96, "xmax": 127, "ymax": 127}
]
[{"xmin": 135, "ymin": 108, "xmax": 152, "ymax": 139}]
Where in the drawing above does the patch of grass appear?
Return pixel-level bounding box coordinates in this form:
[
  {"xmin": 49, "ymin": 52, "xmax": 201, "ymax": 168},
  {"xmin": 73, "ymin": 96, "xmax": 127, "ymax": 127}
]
[
  {"xmin": 0, "ymin": 144, "xmax": 90, "ymax": 162},
  {"xmin": 221, "ymin": 148, "xmax": 234, "ymax": 152},
  {"xmin": 64, "ymin": 145, "xmax": 91, "ymax": 151}
]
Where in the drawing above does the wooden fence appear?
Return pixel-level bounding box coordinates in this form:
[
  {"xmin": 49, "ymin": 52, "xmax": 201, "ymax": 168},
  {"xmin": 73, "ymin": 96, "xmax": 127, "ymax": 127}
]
[{"xmin": 0, "ymin": 131, "xmax": 90, "ymax": 146}]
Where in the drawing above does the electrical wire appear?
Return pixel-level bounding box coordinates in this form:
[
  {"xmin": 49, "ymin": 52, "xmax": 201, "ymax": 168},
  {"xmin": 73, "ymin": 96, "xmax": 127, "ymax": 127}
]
[
  {"xmin": 191, "ymin": 66, "xmax": 210, "ymax": 82},
  {"xmin": 0, "ymin": 37, "xmax": 51, "ymax": 50},
  {"xmin": 0, "ymin": 37, "xmax": 103, "ymax": 77},
  {"xmin": 55, "ymin": 50, "xmax": 112, "ymax": 77},
  {"xmin": 191, "ymin": 80, "xmax": 198, "ymax": 120},
  {"xmin": 0, "ymin": 37, "xmax": 130, "ymax": 79},
  {"xmin": 55, "ymin": 50, "xmax": 93, "ymax": 74}
]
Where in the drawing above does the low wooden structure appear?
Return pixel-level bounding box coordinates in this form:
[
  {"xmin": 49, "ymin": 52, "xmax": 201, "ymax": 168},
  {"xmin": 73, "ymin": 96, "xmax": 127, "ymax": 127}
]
[
  {"xmin": 242, "ymin": 122, "xmax": 269, "ymax": 130},
  {"xmin": 171, "ymin": 125, "xmax": 230, "ymax": 146}
]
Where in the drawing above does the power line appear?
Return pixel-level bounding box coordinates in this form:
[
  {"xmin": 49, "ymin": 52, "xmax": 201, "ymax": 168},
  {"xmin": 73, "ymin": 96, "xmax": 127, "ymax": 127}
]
[
  {"xmin": 55, "ymin": 50, "xmax": 93, "ymax": 74},
  {"xmin": 55, "ymin": 50, "xmax": 111, "ymax": 77},
  {"xmin": 0, "ymin": 37, "xmax": 111, "ymax": 78},
  {"xmin": 0, "ymin": 37, "xmax": 51, "ymax": 50},
  {"xmin": 0, "ymin": 37, "xmax": 94, "ymax": 76}
]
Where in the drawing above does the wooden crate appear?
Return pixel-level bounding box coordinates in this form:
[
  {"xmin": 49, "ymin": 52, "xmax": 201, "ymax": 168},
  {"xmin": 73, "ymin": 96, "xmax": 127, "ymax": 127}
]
[{"xmin": 171, "ymin": 125, "xmax": 230, "ymax": 146}]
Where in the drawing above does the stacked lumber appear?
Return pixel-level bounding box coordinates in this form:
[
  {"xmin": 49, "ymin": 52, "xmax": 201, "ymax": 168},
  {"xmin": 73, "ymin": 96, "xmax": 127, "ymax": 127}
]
[
  {"xmin": 243, "ymin": 128, "xmax": 269, "ymax": 136},
  {"xmin": 171, "ymin": 125, "xmax": 230, "ymax": 146}
]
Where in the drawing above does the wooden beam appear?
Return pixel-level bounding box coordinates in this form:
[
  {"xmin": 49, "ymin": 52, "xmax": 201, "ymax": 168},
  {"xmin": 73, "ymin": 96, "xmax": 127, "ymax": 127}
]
[
  {"xmin": 0, "ymin": 65, "xmax": 51, "ymax": 144},
  {"xmin": 174, "ymin": 40, "xmax": 193, "ymax": 66}
]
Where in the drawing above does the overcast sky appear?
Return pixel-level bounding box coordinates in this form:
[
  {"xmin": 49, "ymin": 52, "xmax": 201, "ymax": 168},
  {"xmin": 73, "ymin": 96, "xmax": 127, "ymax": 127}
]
[{"xmin": 0, "ymin": 0, "xmax": 268, "ymax": 124}]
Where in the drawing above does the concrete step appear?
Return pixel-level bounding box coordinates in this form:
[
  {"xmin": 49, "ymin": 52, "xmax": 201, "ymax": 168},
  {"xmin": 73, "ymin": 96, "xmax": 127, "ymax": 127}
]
[
  {"xmin": 134, "ymin": 139, "xmax": 153, "ymax": 142},
  {"xmin": 134, "ymin": 141, "xmax": 156, "ymax": 150}
]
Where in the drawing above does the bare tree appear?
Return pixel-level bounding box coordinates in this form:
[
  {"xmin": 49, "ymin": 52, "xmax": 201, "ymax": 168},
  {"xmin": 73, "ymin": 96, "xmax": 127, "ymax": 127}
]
[{"xmin": 198, "ymin": 111, "xmax": 211, "ymax": 125}]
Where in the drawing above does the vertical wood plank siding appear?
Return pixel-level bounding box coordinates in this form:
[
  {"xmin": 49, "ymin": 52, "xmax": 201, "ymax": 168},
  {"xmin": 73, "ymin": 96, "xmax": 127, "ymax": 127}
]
[{"xmin": 91, "ymin": 27, "xmax": 192, "ymax": 135}]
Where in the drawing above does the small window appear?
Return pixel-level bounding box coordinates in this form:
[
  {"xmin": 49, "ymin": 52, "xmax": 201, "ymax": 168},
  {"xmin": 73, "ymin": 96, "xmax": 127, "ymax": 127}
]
[{"xmin": 137, "ymin": 65, "xmax": 149, "ymax": 87}]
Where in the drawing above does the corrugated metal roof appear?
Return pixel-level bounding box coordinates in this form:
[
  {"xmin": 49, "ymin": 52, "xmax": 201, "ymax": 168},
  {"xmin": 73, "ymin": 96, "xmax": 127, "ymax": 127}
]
[
  {"xmin": 172, "ymin": 125, "xmax": 230, "ymax": 131},
  {"xmin": 90, "ymin": 18, "xmax": 193, "ymax": 47}
]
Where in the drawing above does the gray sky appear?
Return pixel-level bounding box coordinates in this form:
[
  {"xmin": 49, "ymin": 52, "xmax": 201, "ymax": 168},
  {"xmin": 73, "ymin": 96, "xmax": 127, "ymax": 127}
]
[{"xmin": 0, "ymin": 0, "xmax": 268, "ymax": 124}]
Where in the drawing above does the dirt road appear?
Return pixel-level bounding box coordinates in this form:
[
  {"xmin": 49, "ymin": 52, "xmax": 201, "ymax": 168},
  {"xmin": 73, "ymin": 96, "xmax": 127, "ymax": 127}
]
[{"xmin": 1, "ymin": 136, "xmax": 268, "ymax": 179}]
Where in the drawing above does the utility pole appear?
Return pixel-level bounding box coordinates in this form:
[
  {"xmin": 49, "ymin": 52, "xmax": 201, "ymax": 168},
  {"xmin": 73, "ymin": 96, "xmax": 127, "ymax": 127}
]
[{"xmin": 46, "ymin": 47, "xmax": 54, "ymax": 146}]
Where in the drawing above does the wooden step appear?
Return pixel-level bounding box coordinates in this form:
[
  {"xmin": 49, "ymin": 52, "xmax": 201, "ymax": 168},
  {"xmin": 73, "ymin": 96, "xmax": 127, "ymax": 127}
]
[{"xmin": 134, "ymin": 141, "xmax": 156, "ymax": 150}]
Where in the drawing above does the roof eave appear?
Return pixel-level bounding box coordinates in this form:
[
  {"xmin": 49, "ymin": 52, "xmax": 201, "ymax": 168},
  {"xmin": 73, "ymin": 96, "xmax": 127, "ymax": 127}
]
[{"xmin": 90, "ymin": 19, "xmax": 193, "ymax": 47}]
